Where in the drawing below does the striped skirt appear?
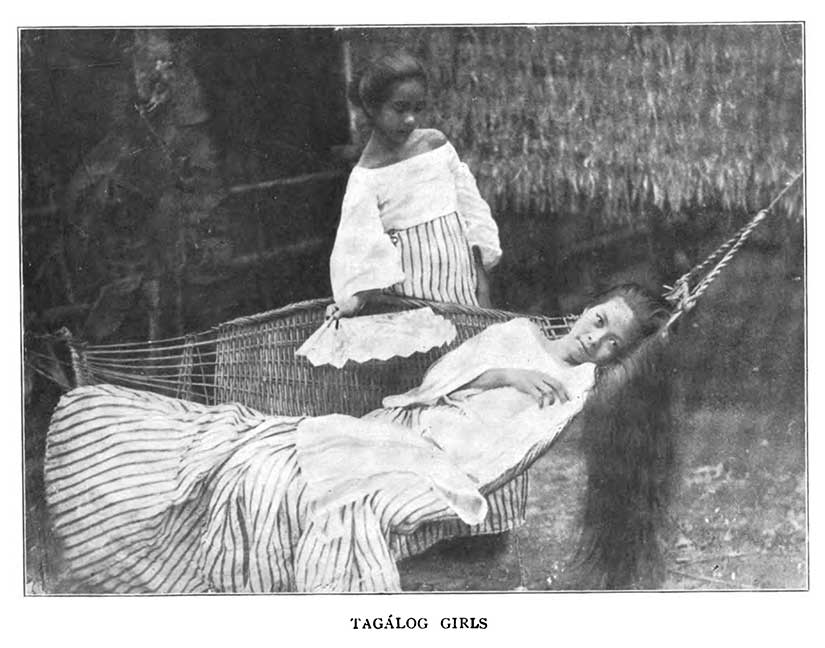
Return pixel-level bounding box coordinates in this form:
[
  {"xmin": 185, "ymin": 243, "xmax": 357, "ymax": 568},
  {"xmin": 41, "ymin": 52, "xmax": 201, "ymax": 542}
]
[
  {"xmin": 385, "ymin": 211, "xmax": 527, "ymax": 544},
  {"xmin": 387, "ymin": 211, "xmax": 479, "ymax": 306},
  {"xmin": 46, "ymin": 385, "xmax": 304, "ymax": 592},
  {"xmin": 44, "ymin": 385, "xmax": 529, "ymax": 593}
]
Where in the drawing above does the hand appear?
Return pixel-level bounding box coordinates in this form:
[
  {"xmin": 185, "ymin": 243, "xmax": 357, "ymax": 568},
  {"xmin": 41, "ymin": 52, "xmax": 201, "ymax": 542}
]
[
  {"xmin": 497, "ymin": 368, "xmax": 570, "ymax": 408},
  {"xmin": 325, "ymin": 294, "xmax": 365, "ymax": 320}
]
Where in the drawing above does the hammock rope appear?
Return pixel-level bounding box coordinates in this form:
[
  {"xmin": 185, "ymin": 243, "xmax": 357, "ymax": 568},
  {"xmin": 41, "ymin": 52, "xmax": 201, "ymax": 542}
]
[{"xmin": 663, "ymin": 171, "xmax": 803, "ymax": 329}]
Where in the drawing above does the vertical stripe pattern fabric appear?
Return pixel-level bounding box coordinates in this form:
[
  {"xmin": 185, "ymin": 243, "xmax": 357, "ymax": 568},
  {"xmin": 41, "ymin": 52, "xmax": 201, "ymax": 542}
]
[
  {"xmin": 388, "ymin": 212, "xmax": 479, "ymax": 306},
  {"xmin": 49, "ymin": 385, "xmax": 525, "ymax": 593},
  {"xmin": 45, "ymin": 384, "xmax": 307, "ymax": 593}
]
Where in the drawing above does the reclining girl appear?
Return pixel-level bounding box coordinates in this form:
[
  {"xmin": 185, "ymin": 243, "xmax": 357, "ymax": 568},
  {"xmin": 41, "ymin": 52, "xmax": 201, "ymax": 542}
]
[{"xmin": 44, "ymin": 283, "xmax": 673, "ymax": 593}]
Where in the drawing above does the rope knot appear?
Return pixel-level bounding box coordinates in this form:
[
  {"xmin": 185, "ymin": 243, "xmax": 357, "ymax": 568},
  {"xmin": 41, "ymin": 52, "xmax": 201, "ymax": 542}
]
[{"xmin": 663, "ymin": 279, "xmax": 691, "ymax": 307}]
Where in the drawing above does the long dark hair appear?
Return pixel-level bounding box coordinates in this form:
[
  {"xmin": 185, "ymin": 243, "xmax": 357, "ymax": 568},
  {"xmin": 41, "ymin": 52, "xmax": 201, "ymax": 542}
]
[
  {"xmin": 565, "ymin": 283, "xmax": 675, "ymax": 589},
  {"xmin": 350, "ymin": 52, "xmax": 428, "ymax": 116}
]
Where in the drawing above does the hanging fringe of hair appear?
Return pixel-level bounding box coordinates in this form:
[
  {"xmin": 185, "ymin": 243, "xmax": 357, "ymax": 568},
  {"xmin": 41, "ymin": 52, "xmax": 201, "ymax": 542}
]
[{"xmin": 564, "ymin": 330, "xmax": 675, "ymax": 589}]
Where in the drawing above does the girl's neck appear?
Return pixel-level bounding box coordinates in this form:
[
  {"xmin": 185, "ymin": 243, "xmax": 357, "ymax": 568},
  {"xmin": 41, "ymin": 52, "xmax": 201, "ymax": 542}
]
[
  {"xmin": 371, "ymin": 128, "xmax": 409, "ymax": 154},
  {"xmin": 541, "ymin": 336, "xmax": 580, "ymax": 369}
]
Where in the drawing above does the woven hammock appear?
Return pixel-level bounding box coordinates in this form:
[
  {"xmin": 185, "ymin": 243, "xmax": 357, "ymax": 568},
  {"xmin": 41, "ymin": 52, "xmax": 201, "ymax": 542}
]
[
  {"xmin": 68, "ymin": 297, "xmax": 578, "ymax": 417},
  {"xmin": 61, "ymin": 172, "xmax": 802, "ymax": 418}
]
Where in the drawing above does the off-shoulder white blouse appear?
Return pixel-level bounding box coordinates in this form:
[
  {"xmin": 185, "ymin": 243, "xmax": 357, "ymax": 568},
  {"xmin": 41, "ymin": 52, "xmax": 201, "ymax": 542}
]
[{"xmin": 330, "ymin": 136, "xmax": 502, "ymax": 303}]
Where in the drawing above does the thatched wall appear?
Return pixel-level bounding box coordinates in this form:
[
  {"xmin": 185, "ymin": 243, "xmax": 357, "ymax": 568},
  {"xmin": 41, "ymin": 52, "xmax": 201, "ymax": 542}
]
[{"xmin": 345, "ymin": 25, "xmax": 803, "ymax": 228}]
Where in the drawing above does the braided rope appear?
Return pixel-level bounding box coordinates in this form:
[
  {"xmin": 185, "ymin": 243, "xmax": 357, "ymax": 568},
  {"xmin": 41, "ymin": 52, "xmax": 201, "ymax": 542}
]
[
  {"xmin": 664, "ymin": 171, "xmax": 803, "ymax": 328},
  {"xmin": 666, "ymin": 171, "xmax": 803, "ymax": 301},
  {"xmin": 686, "ymin": 211, "xmax": 769, "ymax": 304},
  {"xmin": 665, "ymin": 218, "xmax": 758, "ymax": 293},
  {"xmin": 678, "ymin": 209, "xmax": 769, "ymax": 312}
]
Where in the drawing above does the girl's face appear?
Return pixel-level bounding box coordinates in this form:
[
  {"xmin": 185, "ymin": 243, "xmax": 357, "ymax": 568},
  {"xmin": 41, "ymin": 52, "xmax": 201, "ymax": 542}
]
[
  {"xmin": 369, "ymin": 78, "xmax": 428, "ymax": 148},
  {"xmin": 561, "ymin": 296, "xmax": 640, "ymax": 366}
]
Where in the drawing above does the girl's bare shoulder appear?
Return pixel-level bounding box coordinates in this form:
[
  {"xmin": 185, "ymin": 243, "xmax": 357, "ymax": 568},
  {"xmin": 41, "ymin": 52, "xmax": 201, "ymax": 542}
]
[
  {"xmin": 398, "ymin": 129, "xmax": 450, "ymax": 158},
  {"xmin": 418, "ymin": 128, "xmax": 450, "ymax": 151}
]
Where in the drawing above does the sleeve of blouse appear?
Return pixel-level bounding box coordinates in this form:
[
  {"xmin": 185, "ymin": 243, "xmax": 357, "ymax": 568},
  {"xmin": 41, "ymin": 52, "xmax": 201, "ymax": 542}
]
[
  {"xmin": 446, "ymin": 142, "xmax": 502, "ymax": 270},
  {"xmin": 329, "ymin": 172, "xmax": 406, "ymax": 303},
  {"xmin": 382, "ymin": 319, "xmax": 543, "ymax": 407}
]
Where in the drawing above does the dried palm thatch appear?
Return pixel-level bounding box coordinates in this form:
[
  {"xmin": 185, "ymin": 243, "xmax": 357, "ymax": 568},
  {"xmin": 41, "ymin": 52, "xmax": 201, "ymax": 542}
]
[{"xmin": 344, "ymin": 25, "xmax": 803, "ymax": 230}]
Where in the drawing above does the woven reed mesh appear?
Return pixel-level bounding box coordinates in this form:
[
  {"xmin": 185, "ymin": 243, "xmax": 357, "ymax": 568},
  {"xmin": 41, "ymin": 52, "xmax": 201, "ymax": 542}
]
[{"xmin": 71, "ymin": 296, "xmax": 577, "ymax": 418}]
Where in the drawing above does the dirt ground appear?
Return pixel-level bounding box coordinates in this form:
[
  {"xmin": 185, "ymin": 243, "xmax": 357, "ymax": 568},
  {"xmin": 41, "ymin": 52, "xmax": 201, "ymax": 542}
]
[{"xmin": 23, "ymin": 240, "xmax": 806, "ymax": 593}]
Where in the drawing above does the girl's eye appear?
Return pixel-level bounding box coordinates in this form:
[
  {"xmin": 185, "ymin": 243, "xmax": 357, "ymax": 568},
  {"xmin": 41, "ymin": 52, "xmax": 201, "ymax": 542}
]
[
  {"xmin": 609, "ymin": 339, "xmax": 619, "ymax": 348},
  {"xmin": 595, "ymin": 314, "xmax": 604, "ymax": 326}
]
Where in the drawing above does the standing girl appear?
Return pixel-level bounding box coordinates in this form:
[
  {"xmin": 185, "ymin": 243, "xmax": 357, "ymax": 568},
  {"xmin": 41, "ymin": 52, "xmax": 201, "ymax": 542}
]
[
  {"xmin": 326, "ymin": 51, "xmax": 515, "ymax": 554},
  {"xmin": 327, "ymin": 51, "xmax": 501, "ymax": 318}
]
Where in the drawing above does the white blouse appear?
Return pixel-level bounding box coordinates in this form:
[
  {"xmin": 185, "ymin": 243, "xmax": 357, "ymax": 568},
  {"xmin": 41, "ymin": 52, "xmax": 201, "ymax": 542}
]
[
  {"xmin": 330, "ymin": 137, "xmax": 502, "ymax": 303},
  {"xmin": 382, "ymin": 318, "xmax": 596, "ymax": 484}
]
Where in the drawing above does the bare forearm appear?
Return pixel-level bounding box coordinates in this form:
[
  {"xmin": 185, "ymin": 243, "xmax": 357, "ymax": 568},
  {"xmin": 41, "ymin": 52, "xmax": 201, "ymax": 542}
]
[
  {"xmin": 460, "ymin": 368, "xmax": 507, "ymax": 391},
  {"xmin": 352, "ymin": 288, "xmax": 384, "ymax": 303},
  {"xmin": 457, "ymin": 368, "xmax": 570, "ymax": 406},
  {"xmin": 473, "ymin": 246, "xmax": 492, "ymax": 308}
]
